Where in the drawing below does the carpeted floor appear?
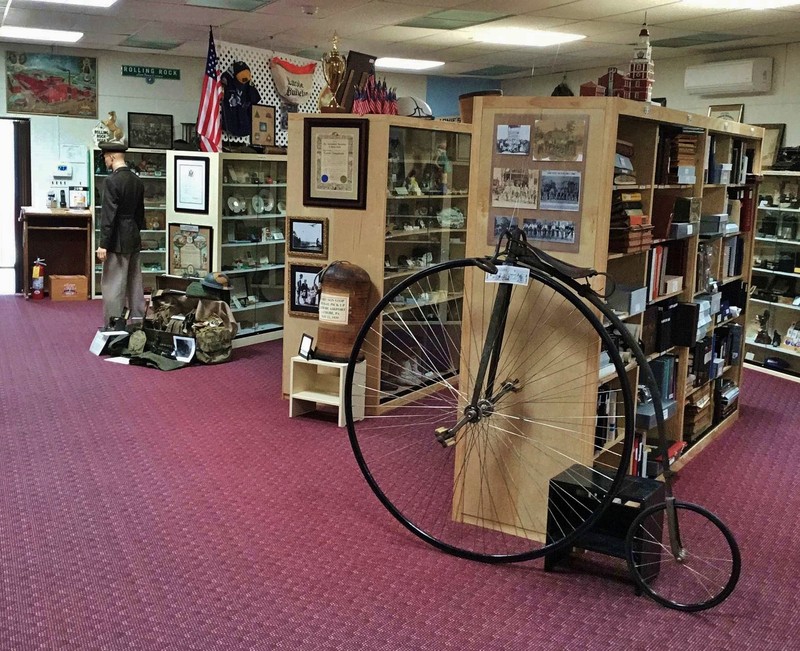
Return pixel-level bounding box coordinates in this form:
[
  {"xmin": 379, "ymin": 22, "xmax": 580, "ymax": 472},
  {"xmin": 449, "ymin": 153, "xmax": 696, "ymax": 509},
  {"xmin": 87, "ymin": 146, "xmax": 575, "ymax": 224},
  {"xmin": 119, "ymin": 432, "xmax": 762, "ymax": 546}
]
[{"xmin": 1, "ymin": 295, "xmax": 798, "ymax": 650}]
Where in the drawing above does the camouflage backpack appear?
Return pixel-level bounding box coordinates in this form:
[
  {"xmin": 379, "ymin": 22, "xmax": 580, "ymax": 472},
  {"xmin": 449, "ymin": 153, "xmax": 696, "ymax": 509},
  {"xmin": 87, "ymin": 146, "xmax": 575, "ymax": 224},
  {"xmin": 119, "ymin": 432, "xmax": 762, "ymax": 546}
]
[{"xmin": 195, "ymin": 325, "xmax": 232, "ymax": 364}]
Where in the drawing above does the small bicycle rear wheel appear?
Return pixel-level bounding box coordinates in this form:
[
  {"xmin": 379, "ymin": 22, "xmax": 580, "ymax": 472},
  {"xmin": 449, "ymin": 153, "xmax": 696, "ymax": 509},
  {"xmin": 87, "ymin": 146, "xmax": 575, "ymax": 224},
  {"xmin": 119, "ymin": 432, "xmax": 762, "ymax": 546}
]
[
  {"xmin": 345, "ymin": 258, "xmax": 635, "ymax": 562},
  {"xmin": 625, "ymin": 501, "xmax": 741, "ymax": 611}
]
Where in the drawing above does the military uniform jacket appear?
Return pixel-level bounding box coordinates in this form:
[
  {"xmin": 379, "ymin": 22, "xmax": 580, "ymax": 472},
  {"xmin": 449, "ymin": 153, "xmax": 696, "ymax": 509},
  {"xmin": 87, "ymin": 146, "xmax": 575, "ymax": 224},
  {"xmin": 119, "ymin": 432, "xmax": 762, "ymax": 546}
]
[{"xmin": 99, "ymin": 166, "xmax": 145, "ymax": 253}]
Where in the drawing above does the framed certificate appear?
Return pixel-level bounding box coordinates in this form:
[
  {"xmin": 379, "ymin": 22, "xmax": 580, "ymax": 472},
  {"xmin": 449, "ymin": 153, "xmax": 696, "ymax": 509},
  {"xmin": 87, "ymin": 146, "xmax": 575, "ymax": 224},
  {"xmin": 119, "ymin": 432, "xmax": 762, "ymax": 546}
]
[
  {"xmin": 302, "ymin": 117, "xmax": 368, "ymax": 209},
  {"xmin": 174, "ymin": 155, "xmax": 209, "ymax": 214}
]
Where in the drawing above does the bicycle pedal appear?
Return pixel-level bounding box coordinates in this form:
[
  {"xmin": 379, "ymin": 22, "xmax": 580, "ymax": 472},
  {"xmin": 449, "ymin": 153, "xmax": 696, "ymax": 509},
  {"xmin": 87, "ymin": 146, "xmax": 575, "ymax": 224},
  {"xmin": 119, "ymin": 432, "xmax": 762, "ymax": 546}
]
[{"xmin": 435, "ymin": 426, "xmax": 456, "ymax": 447}]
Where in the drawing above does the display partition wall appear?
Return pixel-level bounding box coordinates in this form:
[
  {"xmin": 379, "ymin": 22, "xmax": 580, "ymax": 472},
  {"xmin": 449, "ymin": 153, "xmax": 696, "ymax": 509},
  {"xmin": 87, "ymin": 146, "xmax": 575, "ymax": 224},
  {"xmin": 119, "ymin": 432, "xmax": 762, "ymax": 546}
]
[
  {"xmin": 465, "ymin": 96, "xmax": 762, "ymax": 473},
  {"xmin": 282, "ymin": 100, "xmax": 762, "ymax": 545}
]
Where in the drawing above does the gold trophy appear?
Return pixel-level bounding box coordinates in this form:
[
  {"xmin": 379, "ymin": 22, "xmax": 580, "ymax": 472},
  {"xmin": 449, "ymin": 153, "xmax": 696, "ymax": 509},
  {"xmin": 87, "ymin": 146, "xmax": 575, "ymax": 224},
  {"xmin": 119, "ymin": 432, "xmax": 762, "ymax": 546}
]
[{"xmin": 321, "ymin": 33, "xmax": 346, "ymax": 112}]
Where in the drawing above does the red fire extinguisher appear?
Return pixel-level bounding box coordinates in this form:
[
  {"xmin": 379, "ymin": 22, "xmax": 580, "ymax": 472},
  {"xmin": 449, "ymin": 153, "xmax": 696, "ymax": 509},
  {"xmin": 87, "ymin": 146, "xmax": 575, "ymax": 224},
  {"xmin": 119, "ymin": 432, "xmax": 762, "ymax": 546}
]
[{"xmin": 31, "ymin": 258, "xmax": 46, "ymax": 300}]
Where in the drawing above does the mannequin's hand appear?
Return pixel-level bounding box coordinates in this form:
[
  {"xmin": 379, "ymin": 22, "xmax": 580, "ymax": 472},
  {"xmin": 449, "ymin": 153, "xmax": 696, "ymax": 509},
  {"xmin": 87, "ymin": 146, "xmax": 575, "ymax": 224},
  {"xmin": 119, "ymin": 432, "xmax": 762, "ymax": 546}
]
[{"xmin": 96, "ymin": 247, "xmax": 107, "ymax": 262}]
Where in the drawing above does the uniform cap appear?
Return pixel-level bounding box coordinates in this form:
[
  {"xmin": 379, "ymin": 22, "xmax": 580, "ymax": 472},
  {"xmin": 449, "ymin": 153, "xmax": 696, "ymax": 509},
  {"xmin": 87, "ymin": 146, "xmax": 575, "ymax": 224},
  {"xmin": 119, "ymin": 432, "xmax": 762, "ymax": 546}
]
[{"xmin": 99, "ymin": 141, "xmax": 127, "ymax": 153}]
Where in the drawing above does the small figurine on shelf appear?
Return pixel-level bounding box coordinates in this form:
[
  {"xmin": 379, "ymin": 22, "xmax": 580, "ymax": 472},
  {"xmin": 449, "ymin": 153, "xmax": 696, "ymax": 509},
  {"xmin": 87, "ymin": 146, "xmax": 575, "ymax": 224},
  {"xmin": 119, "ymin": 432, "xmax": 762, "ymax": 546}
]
[
  {"xmin": 755, "ymin": 309, "xmax": 772, "ymax": 345},
  {"xmin": 434, "ymin": 140, "xmax": 452, "ymax": 194},
  {"xmin": 406, "ymin": 172, "xmax": 422, "ymax": 196}
]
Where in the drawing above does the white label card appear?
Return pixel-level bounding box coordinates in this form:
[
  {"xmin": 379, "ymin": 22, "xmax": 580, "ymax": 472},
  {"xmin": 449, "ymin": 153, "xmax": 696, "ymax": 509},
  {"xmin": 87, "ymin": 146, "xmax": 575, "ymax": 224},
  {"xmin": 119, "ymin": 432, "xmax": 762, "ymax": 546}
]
[
  {"xmin": 485, "ymin": 265, "xmax": 530, "ymax": 286},
  {"xmin": 319, "ymin": 293, "xmax": 350, "ymax": 324}
]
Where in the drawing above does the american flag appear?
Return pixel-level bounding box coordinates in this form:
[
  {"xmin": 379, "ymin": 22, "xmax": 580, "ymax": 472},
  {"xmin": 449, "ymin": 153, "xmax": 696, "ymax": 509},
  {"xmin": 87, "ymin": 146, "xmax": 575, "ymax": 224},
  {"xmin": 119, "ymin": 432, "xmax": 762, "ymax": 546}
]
[{"xmin": 196, "ymin": 27, "xmax": 222, "ymax": 152}]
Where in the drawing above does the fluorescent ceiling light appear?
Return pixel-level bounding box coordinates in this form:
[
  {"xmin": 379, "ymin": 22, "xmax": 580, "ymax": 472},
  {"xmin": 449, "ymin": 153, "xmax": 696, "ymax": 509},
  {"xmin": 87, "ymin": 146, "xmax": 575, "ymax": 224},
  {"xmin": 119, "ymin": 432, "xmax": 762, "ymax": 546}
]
[
  {"xmin": 23, "ymin": 0, "xmax": 119, "ymax": 7},
  {"xmin": 682, "ymin": 0, "xmax": 800, "ymax": 8},
  {"xmin": 0, "ymin": 25, "xmax": 83, "ymax": 43},
  {"xmin": 473, "ymin": 28, "xmax": 585, "ymax": 47},
  {"xmin": 375, "ymin": 57, "xmax": 444, "ymax": 71}
]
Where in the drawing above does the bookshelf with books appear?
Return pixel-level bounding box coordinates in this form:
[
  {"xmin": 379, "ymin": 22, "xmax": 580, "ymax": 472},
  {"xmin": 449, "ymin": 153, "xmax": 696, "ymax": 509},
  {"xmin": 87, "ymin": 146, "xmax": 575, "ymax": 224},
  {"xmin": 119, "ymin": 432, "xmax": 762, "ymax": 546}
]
[{"xmin": 463, "ymin": 96, "xmax": 761, "ymax": 488}]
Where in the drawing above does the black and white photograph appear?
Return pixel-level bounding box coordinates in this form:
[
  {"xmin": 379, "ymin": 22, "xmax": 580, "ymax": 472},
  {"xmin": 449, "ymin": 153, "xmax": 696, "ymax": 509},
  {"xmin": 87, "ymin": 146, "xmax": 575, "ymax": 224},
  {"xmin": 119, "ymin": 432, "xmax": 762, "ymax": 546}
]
[
  {"xmin": 128, "ymin": 112, "xmax": 174, "ymax": 150},
  {"xmin": 495, "ymin": 124, "xmax": 531, "ymax": 155},
  {"xmin": 532, "ymin": 116, "xmax": 588, "ymax": 162},
  {"xmin": 522, "ymin": 218, "xmax": 577, "ymax": 244},
  {"xmin": 289, "ymin": 263, "xmax": 324, "ymax": 318},
  {"xmin": 288, "ymin": 217, "xmax": 328, "ymax": 258},
  {"xmin": 492, "ymin": 215, "xmax": 518, "ymax": 239},
  {"xmin": 492, "ymin": 167, "xmax": 539, "ymax": 209},
  {"xmin": 539, "ymin": 170, "xmax": 582, "ymax": 211}
]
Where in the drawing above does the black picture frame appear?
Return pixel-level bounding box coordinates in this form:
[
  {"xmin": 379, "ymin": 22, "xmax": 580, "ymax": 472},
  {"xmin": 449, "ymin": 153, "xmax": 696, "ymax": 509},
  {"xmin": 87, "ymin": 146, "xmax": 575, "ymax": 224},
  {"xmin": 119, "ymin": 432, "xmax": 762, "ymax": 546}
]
[
  {"xmin": 173, "ymin": 155, "xmax": 210, "ymax": 214},
  {"xmin": 288, "ymin": 262, "xmax": 324, "ymax": 318},
  {"xmin": 288, "ymin": 216, "xmax": 328, "ymax": 258},
  {"xmin": 127, "ymin": 112, "xmax": 174, "ymax": 149},
  {"xmin": 298, "ymin": 333, "xmax": 314, "ymax": 359},
  {"xmin": 303, "ymin": 117, "xmax": 369, "ymax": 209}
]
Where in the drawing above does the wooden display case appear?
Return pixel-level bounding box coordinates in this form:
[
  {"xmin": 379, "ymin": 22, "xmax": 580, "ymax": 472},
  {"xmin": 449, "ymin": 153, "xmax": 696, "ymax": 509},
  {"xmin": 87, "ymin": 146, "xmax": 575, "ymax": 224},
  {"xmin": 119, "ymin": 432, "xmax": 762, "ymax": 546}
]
[{"xmin": 282, "ymin": 115, "xmax": 472, "ymax": 401}]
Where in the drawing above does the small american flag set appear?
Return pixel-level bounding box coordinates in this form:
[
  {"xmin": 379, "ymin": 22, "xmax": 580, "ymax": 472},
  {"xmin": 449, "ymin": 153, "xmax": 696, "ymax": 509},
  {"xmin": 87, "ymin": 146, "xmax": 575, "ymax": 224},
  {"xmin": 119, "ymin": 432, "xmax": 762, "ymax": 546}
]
[{"xmin": 351, "ymin": 75, "xmax": 397, "ymax": 116}]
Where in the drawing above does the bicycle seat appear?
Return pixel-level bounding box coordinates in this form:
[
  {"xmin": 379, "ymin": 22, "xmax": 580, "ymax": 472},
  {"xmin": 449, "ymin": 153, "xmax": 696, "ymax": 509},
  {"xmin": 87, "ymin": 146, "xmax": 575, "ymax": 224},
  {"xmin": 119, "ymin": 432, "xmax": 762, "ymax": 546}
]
[{"xmin": 527, "ymin": 246, "xmax": 597, "ymax": 280}]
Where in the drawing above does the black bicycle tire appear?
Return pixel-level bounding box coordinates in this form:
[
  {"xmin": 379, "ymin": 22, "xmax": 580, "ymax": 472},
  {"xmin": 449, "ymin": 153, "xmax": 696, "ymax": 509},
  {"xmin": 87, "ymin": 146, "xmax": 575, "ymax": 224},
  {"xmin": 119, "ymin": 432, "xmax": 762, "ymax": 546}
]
[
  {"xmin": 344, "ymin": 257, "xmax": 636, "ymax": 563},
  {"xmin": 625, "ymin": 501, "xmax": 742, "ymax": 612}
]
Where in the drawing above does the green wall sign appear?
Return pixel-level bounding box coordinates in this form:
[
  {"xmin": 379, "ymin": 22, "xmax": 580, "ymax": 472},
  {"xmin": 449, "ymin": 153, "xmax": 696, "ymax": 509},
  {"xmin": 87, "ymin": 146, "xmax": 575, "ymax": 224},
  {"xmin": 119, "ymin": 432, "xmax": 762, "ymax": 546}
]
[{"xmin": 121, "ymin": 65, "xmax": 181, "ymax": 81}]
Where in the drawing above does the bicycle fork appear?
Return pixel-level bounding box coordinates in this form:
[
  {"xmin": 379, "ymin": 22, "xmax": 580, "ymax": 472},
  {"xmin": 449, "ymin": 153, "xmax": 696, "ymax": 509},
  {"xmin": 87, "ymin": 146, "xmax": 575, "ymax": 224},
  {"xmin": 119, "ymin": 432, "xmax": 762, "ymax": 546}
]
[{"xmin": 435, "ymin": 278, "xmax": 519, "ymax": 447}]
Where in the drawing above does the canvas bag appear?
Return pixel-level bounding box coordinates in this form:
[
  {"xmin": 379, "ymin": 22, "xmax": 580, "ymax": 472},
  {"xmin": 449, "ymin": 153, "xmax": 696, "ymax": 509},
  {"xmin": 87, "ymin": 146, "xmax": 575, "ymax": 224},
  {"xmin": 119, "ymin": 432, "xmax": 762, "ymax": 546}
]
[{"xmin": 194, "ymin": 299, "xmax": 238, "ymax": 364}]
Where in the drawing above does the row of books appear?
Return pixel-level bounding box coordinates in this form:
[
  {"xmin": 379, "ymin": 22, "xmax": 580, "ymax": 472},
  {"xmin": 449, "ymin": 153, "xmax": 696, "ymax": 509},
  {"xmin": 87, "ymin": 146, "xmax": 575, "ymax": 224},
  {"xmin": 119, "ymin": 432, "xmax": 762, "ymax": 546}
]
[
  {"xmin": 646, "ymin": 242, "xmax": 686, "ymax": 302},
  {"xmin": 609, "ymin": 189, "xmax": 653, "ymax": 253},
  {"xmin": 721, "ymin": 235, "xmax": 745, "ymax": 278},
  {"xmin": 655, "ymin": 126, "xmax": 702, "ymax": 185}
]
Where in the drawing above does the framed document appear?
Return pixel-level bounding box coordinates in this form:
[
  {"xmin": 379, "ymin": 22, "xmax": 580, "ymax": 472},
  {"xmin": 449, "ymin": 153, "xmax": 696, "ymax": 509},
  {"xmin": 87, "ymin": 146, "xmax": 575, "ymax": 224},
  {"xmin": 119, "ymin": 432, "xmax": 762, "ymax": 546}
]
[
  {"xmin": 754, "ymin": 123, "xmax": 785, "ymax": 170},
  {"xmin": 174, "ymin": 155, "xmax": 209, "ymax": 214},
  {"xmin": 169, "ymin": 223, "xmax": 212, "ymax": 277},
  {"xmin": 303, "ymin": 118, "xmax": 368, "ymax": 209}
]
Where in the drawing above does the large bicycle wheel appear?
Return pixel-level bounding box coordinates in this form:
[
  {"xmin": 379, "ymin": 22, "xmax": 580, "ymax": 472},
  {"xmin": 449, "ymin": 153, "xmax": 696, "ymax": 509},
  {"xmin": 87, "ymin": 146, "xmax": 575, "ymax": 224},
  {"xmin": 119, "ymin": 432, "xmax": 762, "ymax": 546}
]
[
  {"xmin": 344, "ymin": 258, "xmax": 635, "ymax": 562},
  {"xmin": 625, "ymin": 501, "xmax": 741, "ymax": 611}
]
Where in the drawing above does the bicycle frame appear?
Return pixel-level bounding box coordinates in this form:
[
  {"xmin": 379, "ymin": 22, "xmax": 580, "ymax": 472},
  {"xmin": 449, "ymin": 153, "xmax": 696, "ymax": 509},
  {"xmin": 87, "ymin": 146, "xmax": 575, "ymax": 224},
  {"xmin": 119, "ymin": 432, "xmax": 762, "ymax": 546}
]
[{"xmin": 483, "ymin": 227, "xmax": 684, "ymax": 554}]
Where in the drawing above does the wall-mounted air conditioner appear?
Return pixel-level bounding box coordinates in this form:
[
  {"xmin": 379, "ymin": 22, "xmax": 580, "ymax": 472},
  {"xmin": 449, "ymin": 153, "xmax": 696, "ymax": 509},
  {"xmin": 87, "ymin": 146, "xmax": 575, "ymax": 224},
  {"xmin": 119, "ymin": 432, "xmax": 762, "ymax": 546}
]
[{"xmin": 684, "ymin": 57, "xmax": 773, "ymax": 96}]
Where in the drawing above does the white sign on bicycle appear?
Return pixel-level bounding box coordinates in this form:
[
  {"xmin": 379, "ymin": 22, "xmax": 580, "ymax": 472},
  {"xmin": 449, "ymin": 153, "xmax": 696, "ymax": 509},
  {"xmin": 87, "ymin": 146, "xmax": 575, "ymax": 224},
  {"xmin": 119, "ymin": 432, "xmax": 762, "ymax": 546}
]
[{"xmin": 485, "ymin": 264, "xmax": 530, "ymax": 286}]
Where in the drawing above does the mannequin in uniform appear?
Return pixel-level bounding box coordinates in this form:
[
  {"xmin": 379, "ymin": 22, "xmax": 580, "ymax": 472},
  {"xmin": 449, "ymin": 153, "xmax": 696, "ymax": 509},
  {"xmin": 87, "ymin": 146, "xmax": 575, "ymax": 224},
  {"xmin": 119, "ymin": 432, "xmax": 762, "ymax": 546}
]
[{"xmin": 96, "ymin": 141, "xmax": 146, "ymax": 327}]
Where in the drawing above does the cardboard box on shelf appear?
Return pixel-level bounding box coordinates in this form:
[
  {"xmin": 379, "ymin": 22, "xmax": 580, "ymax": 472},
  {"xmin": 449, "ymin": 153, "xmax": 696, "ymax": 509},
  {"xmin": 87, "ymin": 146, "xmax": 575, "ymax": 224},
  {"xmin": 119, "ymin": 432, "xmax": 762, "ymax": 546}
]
[{"xmin": 49, "ymin": 275, "xmax": 88, "ymax": 301}]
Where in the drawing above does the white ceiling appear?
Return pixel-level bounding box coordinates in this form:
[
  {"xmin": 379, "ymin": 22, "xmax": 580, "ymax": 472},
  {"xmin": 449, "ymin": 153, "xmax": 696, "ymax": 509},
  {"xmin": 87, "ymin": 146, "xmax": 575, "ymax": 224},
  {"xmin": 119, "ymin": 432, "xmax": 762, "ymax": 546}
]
[{"xmin": 1, "ymin": 0, "xmax": 800, "ymax": 78}]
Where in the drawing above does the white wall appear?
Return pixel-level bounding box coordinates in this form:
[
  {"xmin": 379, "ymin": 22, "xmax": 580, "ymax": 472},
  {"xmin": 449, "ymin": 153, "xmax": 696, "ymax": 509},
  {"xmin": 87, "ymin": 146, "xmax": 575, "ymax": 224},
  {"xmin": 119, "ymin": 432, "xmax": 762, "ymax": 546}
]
[
  {"xmin": 6, "ymin": 39, "xmax": 800, "ymax": 208},
  {"xmin": 503, "ymin": 42, "xmax": 800, "ymax": 146},
  {"xmin": 1, "ymin": 46, "xmax": 204, "ymax": 208}
]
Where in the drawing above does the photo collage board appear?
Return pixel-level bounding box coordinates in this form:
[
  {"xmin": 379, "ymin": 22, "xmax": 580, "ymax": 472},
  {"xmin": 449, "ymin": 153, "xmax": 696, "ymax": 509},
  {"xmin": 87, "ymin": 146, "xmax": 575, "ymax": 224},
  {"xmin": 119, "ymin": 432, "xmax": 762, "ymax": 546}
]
[{"xmin": 488, "ymin": 113, "xmax": 590, "ymax": 253}]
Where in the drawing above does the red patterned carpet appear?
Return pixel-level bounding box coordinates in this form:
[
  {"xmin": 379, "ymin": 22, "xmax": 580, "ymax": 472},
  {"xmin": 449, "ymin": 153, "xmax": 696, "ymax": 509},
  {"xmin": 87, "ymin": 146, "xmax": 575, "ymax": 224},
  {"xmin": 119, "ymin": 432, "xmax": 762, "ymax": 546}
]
[{"xmin": 1, "ymin": 295, "xmax": 798, "ymax": 650}]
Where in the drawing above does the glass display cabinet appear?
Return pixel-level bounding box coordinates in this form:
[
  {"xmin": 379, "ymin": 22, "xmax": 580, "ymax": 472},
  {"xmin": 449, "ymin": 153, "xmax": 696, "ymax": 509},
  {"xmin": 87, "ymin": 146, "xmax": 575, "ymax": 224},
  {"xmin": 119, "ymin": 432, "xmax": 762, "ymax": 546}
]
[
  {"xmin": 746, "ymin": 171, "xmax": 800, "ymax": 377},
  {"xmin": 92, "ymin": 148, "xmax": 168, "ymax": 296},
  {"xmin": 380, "ymin": 125, "xmax": 470, "ymax": 402},
  {"xmin": 218, "ymin": 152, "xmax": 287, "ymax": 340}
]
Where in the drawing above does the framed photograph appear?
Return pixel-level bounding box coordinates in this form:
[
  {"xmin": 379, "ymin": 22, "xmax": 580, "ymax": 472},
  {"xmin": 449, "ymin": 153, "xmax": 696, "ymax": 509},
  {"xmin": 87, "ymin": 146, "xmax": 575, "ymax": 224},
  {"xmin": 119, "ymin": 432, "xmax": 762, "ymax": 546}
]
[
  {"xmin": 540, "ymin": 170, "xmax": 582, "ymax": 212},
  {"xmin": 754, "ymin": 123, "xmax": 786, "ymax": 170},
  {"xmin": 251, "ymin": 104, "xmax": 275, "ymax": 147},
  {"xmin": 288, "ymin": 217, "xmax": 328, "ymax": 258},
  {"xmin": 298, "ymin": 333, "xmax": 314, "ymax": 360},
  {"xmin": 707, "ymin": 104, "xmax": 744, "ymax": 122},
  {"xmin": 303, "ymin": 118, "xmax": 369, "ymax": 209},
  {"xmin": 492, "ymin": 168, "xmax": 539, "ymax": 209},
  {"xmin": 533, "ymin": 115, "xmax": 588, "ymax": 162},
  {"xmin": 174, "ymin": 155, "xmax": 209, "ymax": 214},
  {"xmin": 6, "ymin": 52, "xmax": 97, "ymax": 117},
  {"xmin": 128, "ymin": 112, "xmax": 174, "ymax": 149},
  {"xmin": 289, "ymin": 263, "xmax": 324, "ymax": 318},
  {"xmin": 169, "ymin": 223, "xmax": 212, "ymax": 277}
]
